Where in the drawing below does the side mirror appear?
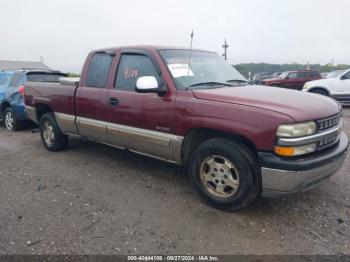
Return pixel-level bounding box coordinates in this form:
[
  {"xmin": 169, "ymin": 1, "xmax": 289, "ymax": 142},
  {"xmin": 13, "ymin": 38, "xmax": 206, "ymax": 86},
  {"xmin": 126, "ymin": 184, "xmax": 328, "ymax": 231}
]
[{"xmin": 135, "ymin": 76, "xmax": 163, "ymax": 93}]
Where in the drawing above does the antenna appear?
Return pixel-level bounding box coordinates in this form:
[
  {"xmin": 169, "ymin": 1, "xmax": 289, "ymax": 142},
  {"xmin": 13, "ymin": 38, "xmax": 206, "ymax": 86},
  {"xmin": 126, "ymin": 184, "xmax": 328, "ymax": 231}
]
[{"xmin": 188, "ymin": 29, "xmax": 194, "ymax": 77}]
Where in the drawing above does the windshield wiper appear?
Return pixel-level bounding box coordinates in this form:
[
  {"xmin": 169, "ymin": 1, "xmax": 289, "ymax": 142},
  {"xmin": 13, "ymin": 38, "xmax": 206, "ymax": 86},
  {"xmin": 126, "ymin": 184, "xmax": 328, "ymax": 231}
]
[
  {"xmin": 190, "ymin": 81, "xmax": 233, "ymax": 88},
  {"xmin": 226, "ymin": 79, "xmax": 251, "ymax": 84}
]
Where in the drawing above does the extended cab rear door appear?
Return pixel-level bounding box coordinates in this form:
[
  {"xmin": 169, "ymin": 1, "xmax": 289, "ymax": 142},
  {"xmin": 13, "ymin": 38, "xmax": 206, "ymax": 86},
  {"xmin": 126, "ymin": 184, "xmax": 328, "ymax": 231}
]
[{"xmin": 75, "ymin": 52, "xmax": 115, "ymax": 142}]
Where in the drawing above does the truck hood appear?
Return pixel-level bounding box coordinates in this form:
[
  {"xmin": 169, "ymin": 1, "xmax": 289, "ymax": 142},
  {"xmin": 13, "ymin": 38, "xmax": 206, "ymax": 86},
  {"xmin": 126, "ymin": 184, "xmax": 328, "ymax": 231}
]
[{"xmin": 192, "ymin": 85, "xmax": 340, "ymax": 122}]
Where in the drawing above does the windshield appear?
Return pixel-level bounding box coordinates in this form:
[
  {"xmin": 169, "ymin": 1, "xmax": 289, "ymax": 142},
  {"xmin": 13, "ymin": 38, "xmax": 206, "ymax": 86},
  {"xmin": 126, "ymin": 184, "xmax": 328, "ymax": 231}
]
[
  {"xmin": 326, "ymin": 70, "xmax": 346, "ymax": 79},
  {"xmin": 159, "ymin": 50, "xmax": 247, "ymax": 89}
]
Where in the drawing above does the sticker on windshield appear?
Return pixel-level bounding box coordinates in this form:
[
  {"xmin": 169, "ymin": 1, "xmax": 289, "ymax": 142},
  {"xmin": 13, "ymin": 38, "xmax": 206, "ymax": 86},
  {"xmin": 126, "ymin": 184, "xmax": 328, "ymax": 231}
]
[{"xmin": 167, "ymin": 64, "xmax": 194, "ymax": 78}]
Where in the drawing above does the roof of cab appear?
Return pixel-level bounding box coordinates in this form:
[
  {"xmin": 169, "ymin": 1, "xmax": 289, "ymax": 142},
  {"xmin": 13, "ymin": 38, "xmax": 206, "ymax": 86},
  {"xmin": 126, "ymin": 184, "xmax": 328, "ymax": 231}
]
[{"xmin": 90, "ymin": 45, "xmax": 215, "ymax": 53}]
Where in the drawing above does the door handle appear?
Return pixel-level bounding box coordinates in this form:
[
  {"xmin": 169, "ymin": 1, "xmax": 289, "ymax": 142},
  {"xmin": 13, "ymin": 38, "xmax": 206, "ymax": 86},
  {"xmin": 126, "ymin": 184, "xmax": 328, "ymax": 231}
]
[{"xmin": 108, "ymin": 97, "xmax": 119, "ymax": 106}]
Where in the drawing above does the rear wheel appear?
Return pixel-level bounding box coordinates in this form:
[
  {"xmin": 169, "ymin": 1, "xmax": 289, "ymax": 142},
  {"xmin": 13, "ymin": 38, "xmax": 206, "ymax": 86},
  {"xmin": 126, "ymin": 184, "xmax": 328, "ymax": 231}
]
[
  {"xmin": 271, "ymin": 83, "xmax": 280, "ymax": 87},
  {"xmin": 310, "ymin": 89, "xmax": 328, "ymax": 96},
  {"xmin": 189, "ymin": 138, "xmax": 261, "ymax": 211},
  {"xmin": 39, "ymin": 113, "xmax": 68, "ymax": 151},
  {"xmin": 4, "ymin": 107, "xmax": 24, "ymax": 131}
]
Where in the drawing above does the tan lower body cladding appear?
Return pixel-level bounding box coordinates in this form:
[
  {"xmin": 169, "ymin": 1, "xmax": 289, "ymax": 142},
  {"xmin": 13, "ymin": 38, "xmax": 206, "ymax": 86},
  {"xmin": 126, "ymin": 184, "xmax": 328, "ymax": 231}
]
[{"xmin": 54, "ymin": 112, "xmax": 184, "ymax": 164}]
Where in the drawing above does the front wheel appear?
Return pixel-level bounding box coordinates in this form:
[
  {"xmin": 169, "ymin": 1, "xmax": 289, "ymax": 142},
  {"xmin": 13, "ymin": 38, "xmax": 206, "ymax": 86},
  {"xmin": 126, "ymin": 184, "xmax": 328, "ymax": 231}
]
[
  {"xmin": 189, "ymin": 138, "xmax": 261, "ymax": 211},
  {"xmin": 4, "ymin": 107, "xmax": 24, "ymax": 131},
  {"xmin": 39, "ymin": 113, "xmax": 68, "ymax": 151}
]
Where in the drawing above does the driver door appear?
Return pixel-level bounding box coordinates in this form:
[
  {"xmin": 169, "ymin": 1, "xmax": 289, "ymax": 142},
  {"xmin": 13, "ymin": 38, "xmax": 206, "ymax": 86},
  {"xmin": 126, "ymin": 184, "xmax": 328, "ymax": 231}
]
[
  {"xmin": 107, "ymin": 51, "xmax": 176, "ymax": 161},
  {"xmin": 284, "ymin": 72, "xmax": 298, "ymax": 89}
]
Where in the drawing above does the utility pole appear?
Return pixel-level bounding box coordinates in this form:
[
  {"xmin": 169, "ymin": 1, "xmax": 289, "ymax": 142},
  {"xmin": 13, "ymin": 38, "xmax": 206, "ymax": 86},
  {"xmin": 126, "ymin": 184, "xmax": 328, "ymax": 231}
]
[{"xmin": 222, "ymin": 39, "xmax": 229, "ymax": 61}]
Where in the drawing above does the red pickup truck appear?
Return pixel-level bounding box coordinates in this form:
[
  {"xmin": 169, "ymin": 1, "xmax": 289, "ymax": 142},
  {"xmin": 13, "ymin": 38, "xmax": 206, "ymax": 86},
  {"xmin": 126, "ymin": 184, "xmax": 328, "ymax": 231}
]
[{"xmin": 24, "ymin": 46, "xmax": 348, "ymax": 211}]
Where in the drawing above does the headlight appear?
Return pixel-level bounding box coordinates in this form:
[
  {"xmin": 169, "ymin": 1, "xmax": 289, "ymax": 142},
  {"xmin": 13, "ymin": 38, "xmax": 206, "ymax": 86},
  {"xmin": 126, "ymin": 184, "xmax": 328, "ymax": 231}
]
[
  {"xmin": 276, "ymin": 121, "xmax": 316, "ymax": 138},
  {"xmin": 303, "ymin": 83, "xmax": 309, "ymax": 90},
  {"xmin": 274, "ymin": 143, "xmax": 317, "ymax": 157}
]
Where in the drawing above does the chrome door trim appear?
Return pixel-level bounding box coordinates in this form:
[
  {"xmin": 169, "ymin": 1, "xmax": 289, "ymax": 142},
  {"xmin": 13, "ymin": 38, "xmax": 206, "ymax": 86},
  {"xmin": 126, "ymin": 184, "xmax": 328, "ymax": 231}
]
[
  {"xmin": 55, "ymin": 112, "xmax": 79, "ymax": 135},
  {"xmin": 107, "ymin": 122, "xmax": 171, "ymax": 147},
  {"xmin": 76, "ymin": 116, "xmax": 108, "ymax": 142},
  {"xmin": 75, "ymin": 116, "xmax": 184, "ymax": 164}
]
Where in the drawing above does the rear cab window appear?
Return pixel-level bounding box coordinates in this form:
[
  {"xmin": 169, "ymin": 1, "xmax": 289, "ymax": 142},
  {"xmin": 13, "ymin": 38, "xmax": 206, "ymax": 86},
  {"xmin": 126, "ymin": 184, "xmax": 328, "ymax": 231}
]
[{"xmin": 86, "ymin": 53, "xmax": 114, "ymax": 88}]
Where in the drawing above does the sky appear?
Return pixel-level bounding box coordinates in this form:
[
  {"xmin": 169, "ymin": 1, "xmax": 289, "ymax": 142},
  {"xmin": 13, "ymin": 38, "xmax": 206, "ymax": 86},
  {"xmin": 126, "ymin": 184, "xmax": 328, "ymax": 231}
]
[{"xmin": 0, "ymin": 0, "xmax": 349, "ymax": 73}]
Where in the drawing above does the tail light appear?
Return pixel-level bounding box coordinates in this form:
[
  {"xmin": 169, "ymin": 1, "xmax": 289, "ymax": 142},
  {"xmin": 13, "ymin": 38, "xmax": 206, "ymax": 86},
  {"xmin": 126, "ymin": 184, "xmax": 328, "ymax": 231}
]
[{"xmin": 18, "ymin": 85, "xmax": 25, "ymax": 96}]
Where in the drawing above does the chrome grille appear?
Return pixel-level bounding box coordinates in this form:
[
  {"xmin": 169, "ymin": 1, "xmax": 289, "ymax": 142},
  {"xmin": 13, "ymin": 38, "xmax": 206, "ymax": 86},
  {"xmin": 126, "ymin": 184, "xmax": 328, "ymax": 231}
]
[
  {"xmin": 316, "ymin": 113, "xmax": 342, "ymax": 149},
  {"xmin": 316, "ymin": 113, "xmax": 341, "ymax": 132},
  {"xmin": 318, "ymin": 132, "xmax": 340, "ymax": 149}
]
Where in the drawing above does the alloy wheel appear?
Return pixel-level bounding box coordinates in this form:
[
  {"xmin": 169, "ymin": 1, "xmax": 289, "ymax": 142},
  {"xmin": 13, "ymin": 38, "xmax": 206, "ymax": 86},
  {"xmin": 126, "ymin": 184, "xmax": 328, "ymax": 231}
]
[{"xmin": 200, "ymin": 155, "xmax": 240, "ymax": 198}]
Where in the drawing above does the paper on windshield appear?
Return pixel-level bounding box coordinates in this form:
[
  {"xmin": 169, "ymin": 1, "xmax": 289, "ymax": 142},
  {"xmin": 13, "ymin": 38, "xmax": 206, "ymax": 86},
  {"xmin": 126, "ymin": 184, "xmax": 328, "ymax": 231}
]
[{"xmin": 167, "ymin": 64, "xmax": 194, "ymax": 78}]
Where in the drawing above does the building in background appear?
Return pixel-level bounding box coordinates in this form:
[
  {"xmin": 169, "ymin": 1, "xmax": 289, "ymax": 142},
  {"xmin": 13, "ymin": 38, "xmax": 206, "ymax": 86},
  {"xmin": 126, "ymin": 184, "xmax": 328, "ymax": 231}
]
[{"xmin": 0, "ymin": 59, "xmax": 51, "ymax": 70}]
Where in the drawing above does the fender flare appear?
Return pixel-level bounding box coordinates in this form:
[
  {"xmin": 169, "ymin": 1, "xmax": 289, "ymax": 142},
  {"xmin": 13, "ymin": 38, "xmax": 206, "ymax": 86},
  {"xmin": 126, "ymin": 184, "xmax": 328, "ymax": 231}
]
[{"xmin": 308, "ymin": 86, "xmax": 331, "ymax": 96}]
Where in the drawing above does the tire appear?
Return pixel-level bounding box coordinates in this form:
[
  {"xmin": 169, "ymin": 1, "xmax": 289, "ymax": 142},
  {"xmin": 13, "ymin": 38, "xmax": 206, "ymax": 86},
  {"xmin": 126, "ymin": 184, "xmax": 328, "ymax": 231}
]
[
  {"xmin": 310, "ymin": 89, "xmax": 328, "ymax": 96},
  {"xmin": 4, "ymin": 107, "xmax": 24, "ymax": 131},
  {"xmin": 39, "ymin": 112, "xmax": 68, "ymax": 151},
  {"xmin": 271, "ymin": 83, "xmax": 280, "ymax": 87},
  {"xmin": 189, "ymin": 138, "xmax": 261, "ymax": 211}
]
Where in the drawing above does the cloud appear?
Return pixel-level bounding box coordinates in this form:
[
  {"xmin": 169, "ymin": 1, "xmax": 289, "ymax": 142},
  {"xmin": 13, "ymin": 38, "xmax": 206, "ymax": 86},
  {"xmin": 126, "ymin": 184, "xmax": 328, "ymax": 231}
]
[{"xmin": 0, "ymin": 0, "xmax": 349, "ymax": 72}]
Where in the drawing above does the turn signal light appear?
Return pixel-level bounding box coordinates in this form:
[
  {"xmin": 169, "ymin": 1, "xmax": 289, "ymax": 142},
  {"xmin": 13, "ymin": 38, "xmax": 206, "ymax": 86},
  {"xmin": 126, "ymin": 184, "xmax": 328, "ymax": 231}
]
[
  {"xmin": 274, "ymin": 143, "xmax": 317, "ymax": 157},
  {"xmin": 274, "ymin": 146, "xmax": 295, "ymax": 157}
]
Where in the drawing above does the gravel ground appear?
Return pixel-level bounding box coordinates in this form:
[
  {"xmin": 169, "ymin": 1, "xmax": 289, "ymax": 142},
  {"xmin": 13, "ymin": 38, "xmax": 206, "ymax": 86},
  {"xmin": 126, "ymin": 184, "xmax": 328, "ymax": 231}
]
[{"xmin": 0, "ymin": 108, "xmax": 349, "ymax": 255}]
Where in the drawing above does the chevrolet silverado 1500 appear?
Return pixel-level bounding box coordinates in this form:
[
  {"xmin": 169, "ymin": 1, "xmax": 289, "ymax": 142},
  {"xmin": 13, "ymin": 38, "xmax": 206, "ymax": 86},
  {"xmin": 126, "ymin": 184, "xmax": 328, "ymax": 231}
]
[{"xmin": 24, "ymin": 46, "xmax": 348, "ymax": 211}]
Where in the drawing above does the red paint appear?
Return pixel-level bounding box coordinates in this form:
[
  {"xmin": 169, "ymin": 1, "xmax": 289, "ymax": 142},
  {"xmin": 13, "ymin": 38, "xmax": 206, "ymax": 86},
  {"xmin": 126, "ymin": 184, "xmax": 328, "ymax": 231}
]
[
  {"xmin": 262, "ymin": 70, "xmax": 321, "ymax": 90},
  {"xmin": 24, "ymin": 46, "xmax": 341, "ymax": 152}
]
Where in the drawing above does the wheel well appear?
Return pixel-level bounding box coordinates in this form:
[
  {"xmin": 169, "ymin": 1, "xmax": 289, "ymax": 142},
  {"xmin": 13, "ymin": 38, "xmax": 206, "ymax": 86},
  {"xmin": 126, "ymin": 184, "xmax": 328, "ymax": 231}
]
[
  {"xmin": 35, "ymin": 104, "xmax": 53, "ymax": 121},
  {"xmin": 309, "ymin": 87, "xmax": 330, "ymax": 96},
  {"xmin": 181, "ymin": 128, "xmax": 257, "ymax": 166},
  {"xmin": 1, "ymin": 102, "xmax": 11, "ymax": 117}
]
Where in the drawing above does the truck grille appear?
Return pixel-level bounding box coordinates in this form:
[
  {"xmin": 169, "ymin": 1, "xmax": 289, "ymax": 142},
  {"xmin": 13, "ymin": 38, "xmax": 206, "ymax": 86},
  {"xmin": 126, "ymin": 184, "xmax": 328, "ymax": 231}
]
[
  {"xmin": 316, "ymin": 113, "xmax": 342, "ymax": 132},
  {"xmin": 316, "ymin": 113, "xmax": 342, "ymax": 149}
]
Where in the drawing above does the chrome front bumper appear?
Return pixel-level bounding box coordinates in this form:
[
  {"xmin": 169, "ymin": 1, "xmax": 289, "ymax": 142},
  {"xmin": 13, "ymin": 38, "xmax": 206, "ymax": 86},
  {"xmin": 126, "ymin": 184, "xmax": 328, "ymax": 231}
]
[{"xmin": 260, "ymin": 132, "xmax": 348, "ymax": 197}]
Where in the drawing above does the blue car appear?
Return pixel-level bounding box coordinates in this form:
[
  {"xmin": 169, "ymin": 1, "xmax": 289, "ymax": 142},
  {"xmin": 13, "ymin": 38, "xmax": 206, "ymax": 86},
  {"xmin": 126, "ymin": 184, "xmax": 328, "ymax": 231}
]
[{"xmin": 0, "ymin": 70, "xmax": 67, "ymax": 131}]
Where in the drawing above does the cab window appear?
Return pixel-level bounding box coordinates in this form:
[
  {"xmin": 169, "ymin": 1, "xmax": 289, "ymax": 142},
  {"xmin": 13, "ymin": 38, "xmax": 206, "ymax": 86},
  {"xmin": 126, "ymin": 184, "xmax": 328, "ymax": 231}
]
[
  {"xmin": 342, "ymin": 71, "xmax": 350, "ymax": 80},
  {"xmin": 115, "ymin": 54, "xmax": 159, "ymax": 91},
  {"xmin": 287, "ymin": 72, "xmax": 298, "ymax": 79},
  {"xmin": 86, "ymin": 53, "xmax": 113, "ymax": 88},
  {"xmin": 297, "ymin": 72, "xmax": 308, "ymax": 78}
]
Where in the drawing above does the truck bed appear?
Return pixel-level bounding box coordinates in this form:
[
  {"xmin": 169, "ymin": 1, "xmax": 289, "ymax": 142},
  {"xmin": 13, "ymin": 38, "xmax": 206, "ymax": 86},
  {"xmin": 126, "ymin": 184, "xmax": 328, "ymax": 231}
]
[{"xmin": 24, "ymin": 79, "xmax": 78, "ymax": 118}]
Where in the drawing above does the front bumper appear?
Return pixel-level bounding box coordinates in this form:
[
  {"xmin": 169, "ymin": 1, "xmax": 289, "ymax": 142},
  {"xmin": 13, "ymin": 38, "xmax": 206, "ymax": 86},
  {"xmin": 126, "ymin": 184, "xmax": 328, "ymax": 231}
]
[{"xmin": 259, "ymin": 132, "xmax": 348, "ymax": 197}]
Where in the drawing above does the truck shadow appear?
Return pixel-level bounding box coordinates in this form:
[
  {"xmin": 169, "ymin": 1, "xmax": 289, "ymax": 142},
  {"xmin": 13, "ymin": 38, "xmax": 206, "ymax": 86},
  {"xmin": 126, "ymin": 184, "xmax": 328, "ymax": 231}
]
[{"xmin": 66, "ymin": 136, "xmax": 339, "ymax": 218}]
